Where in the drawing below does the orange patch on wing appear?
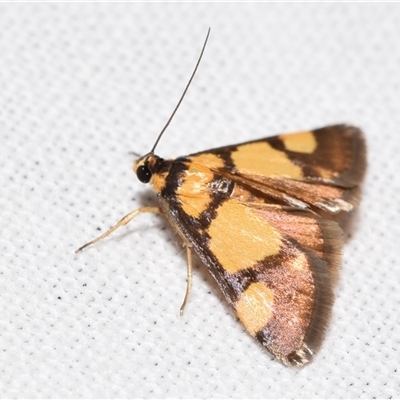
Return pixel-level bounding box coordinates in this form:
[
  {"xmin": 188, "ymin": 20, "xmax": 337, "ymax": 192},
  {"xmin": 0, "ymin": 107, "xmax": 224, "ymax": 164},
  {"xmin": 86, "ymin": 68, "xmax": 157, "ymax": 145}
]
[
  {"xmin": 208, "ymin": 200, "xmax": 281, "ymax": 273},
  {"xmin": 236, "ymin": 282, "xmax": 274, "ymax": 336},
  {"xmin": 231, "ymin": 142, "xmax": 303, "ymax": 178},
  {"xmin": 288, "ymin": 252, "xmax": 309, "ymax": 271},
  {"xmin": 176, "ymin": 161, "xmax": 215, "ymax": 218},
  {"xmin": 279, "ymin": 131, "xmax": 317, "ymax": 154},
  {"xmin": 189, "ymin": 153, "xmax": 225, "ymax": 169},
  {"xmin": 314, "ymin": 165, "xmax": 336, "ymax": 180}
]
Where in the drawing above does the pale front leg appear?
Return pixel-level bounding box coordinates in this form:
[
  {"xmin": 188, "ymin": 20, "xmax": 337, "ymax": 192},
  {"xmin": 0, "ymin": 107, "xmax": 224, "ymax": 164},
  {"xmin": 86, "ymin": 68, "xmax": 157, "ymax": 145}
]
[
  {"xmin": 180, "ymin": 245, "xmax": 193, "ymax": 316},
  {"xmin": 76, "ymin": 206, "xmax": 162, "ymax": 253}
]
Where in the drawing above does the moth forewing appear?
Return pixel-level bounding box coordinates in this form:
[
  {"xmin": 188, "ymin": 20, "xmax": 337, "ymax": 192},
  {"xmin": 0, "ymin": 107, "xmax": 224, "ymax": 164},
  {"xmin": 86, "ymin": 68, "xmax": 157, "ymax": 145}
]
[{"xmin": 143, "ymin": 125, "xmax": 365, "ymax": 366}]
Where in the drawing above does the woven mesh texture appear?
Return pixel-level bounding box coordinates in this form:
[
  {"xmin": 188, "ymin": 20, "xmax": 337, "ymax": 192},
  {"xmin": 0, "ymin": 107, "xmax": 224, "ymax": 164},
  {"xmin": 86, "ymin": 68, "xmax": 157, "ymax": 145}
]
[{"xmin": 1, "ymin": 3, "xmax": 400, "ymax": 398}]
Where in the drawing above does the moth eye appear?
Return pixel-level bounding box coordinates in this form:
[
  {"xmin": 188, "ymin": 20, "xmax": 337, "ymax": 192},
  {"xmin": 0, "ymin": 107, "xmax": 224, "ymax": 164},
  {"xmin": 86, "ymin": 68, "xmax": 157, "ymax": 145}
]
[{"xmin": 136, "ymin": 165, "xmax": 152, "ymax": 183}]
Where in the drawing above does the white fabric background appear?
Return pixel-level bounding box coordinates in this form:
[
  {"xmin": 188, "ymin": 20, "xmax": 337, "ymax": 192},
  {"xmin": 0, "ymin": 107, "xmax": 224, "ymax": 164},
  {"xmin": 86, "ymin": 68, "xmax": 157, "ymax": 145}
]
[{"xmin": 1, "ymin": 3, "xmax": 399, "ymax": 398}]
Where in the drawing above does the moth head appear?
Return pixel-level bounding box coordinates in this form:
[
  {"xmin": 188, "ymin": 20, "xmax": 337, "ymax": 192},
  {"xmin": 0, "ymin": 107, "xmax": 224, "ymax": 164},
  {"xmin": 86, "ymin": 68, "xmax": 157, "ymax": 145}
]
[{"xmin": 133, "ymin": 153, "xmax": 160, "ymax": 184}]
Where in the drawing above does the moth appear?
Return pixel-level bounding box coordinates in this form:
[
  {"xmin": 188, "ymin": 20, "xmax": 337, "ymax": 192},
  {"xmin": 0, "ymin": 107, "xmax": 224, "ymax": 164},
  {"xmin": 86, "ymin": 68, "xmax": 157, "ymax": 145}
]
[{"xmin": 76, "ymin": 29, "xmax": 366, "ymax": 366}]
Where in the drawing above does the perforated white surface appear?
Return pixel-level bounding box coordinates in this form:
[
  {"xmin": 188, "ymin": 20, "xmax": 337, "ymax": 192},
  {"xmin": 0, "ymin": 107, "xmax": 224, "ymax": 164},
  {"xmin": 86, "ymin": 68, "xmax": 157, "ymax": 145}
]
[{"xmin": 1, "ymin": 3, "xmax": 400, "ymax": 398}]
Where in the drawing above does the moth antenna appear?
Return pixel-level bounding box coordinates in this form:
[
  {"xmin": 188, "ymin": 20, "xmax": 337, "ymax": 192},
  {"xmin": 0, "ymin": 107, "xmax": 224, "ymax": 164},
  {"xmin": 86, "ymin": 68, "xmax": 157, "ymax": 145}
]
[
  {"xmin": 150, "ymin": 27, "xmax": 211, "ymax": 154},
  {"xmin": 128, "ymin": 150, "xmax": 141, "ymax": 158}
]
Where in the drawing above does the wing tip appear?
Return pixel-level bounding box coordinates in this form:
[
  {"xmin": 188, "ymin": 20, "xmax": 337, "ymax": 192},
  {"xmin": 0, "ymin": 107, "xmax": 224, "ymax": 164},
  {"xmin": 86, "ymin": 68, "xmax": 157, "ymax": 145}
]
[{"xmin": 327, "ymin": 124, "xmax": 367, "ymax": 188}]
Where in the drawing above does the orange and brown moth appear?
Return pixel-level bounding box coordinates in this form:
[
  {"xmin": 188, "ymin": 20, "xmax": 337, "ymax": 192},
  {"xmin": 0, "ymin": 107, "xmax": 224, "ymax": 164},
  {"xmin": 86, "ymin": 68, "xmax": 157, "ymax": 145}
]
[{"xmin": 76, "ymin": 29, "xmax": 366, "ymax": 367}]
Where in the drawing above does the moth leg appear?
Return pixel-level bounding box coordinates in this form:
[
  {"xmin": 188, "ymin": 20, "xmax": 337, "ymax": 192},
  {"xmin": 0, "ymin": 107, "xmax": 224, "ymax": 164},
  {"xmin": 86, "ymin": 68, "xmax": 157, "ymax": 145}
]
[
  {"xmin": 76, "ymin": 206, "xmax": 162, "ymax": 253},
  {"xmin": 180, "ymin": 244, "xmax": 193, "ymax": 316}
]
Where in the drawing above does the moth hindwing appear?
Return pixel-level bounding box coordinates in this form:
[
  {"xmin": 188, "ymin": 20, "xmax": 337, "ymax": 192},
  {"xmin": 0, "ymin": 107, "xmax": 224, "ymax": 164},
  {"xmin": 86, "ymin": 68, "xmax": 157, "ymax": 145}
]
[{"xmin": 78, "ymin": 124, "xmax": 366, "ymax": 367}]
